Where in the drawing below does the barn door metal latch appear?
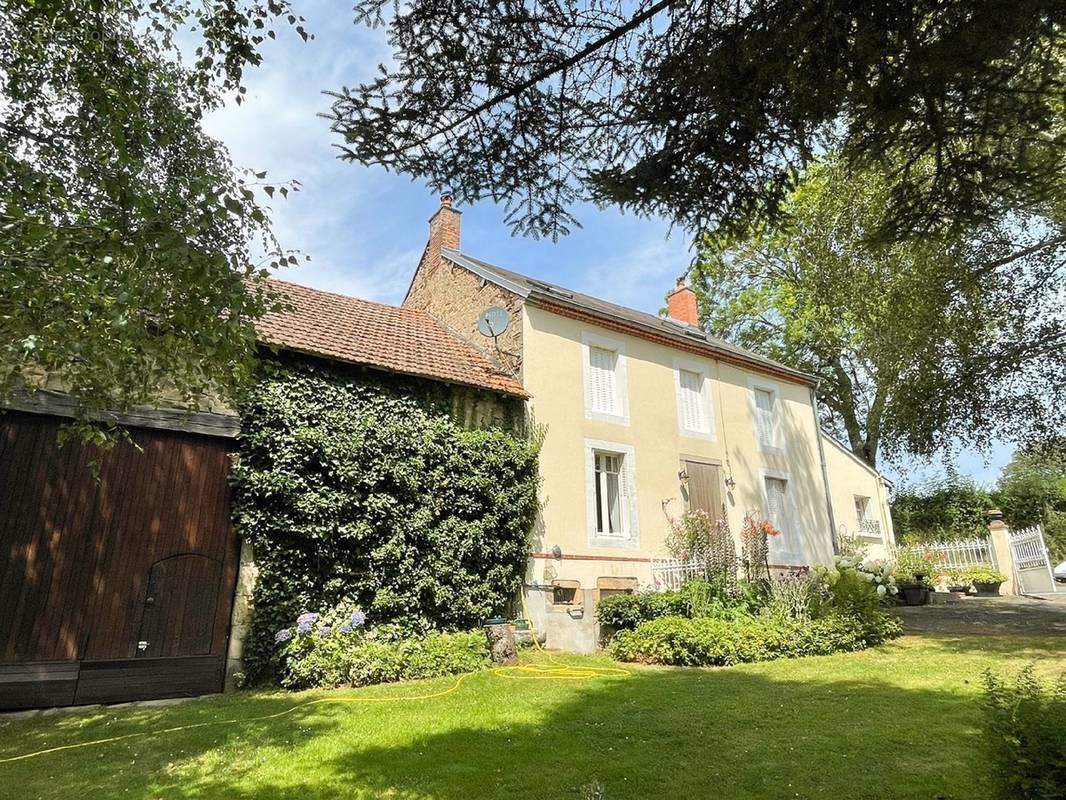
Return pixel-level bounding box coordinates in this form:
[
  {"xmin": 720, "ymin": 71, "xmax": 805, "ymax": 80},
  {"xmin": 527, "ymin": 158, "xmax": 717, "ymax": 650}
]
[{"xmin": 137, "ymin": 640, "xmax": 149, "ymax": 651}]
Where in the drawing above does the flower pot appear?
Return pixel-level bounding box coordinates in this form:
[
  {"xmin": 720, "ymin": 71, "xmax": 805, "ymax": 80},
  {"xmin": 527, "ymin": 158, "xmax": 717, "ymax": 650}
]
[
  {"xmin": 974, "ymin": 581, "xmax": 1002, "ymax": 597},
  {"xmin": 900, "ymin": 585, "xmax": 926, "ymax": 606}
]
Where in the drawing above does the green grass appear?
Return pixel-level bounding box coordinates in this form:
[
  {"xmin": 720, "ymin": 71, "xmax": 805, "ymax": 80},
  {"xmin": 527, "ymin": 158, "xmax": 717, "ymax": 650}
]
[{"xmin": 1, "ymin": 634, "xmax": 1063, "ymax": 799}]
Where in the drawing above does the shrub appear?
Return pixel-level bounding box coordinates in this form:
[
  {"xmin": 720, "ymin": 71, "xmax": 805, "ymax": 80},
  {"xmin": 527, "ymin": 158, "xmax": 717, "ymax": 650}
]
[
  {"xmin": 231, "ymin": 360, "xmax": 540, "ymax": 681},
  {"xmin": 894, "ymin": 545, "xmax": 946, "ymax": 585},
  {"xmin": 967, "ymin": 568, "xmax": 1008, "ymax": 585},
  {"xmin": 595, "ymin": 591, "xmax": 689, "ymax": 631},
  {"xmin": 596, "ymin": 579, "xmax": 766, "ymax": 634},
  {"xmin": 764, "ymin": 570, "xmax": 823, "ymax": 621},
  {"xmin": 981, "ymin": 666, "xmax": 1066, "ymax": 800},
  {"xmin": 608, "ymin": 610, "xmax": 901, "ymax": 667},
  {"xmin": 274, "ymin": 602, "xmax": 490, "ymax": 689},
  {"xmin": 814, "ymin": 556, "xmax": 897, "ymax": 613}
]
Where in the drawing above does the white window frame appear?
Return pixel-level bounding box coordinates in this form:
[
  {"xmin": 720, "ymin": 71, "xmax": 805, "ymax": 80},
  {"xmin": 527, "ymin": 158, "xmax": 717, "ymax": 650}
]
[
  {"xmin": 854, "ymin": 495, "xmax": 872, "ymax": 522},
  {"xmin": 584, "ymin": 438, "xmax": 640, "ymax": 549},
  {"xmin": 581, "ymin": 332, "xmax": 630, "ymax": 425},
  {"xmin": 672, "ymin": 356, "xmax": 716, "ymax": 441},
  {"xmin": 853, "ymin": 494, "xmax": 884, "ymax": 540},
  {"xmin": 760, "ymin": 468, "xmax": 804, "ymax": 564},
  {"xmin": 748, "ymin": 377, "xmax": 784, "ymax": 453}
]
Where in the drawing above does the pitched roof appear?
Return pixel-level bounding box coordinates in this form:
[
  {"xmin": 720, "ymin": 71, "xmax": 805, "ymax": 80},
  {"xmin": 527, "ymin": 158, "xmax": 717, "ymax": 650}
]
[
  {"xmin": 441, "ymin": 248, "xmax": 815, "ymax": 386},
  {"xmin": 255, "ymin": 278, "xmax": 528, "ymax": 398}
]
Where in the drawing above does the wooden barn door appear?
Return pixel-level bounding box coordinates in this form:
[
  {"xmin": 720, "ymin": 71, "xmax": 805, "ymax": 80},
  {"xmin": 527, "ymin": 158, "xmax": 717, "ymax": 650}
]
[{"xmin": 0, "ymin": 411, "xmax": 239, "ymax": 709}]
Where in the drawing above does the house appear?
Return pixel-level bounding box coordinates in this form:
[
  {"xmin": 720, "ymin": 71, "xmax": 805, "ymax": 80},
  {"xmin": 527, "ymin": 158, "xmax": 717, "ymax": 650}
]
[
  {"xmin": 0, "ymin": 286, "xmax": 525, "ymax": 709},
  {"xmin": 403, "ymin": 195, "xmax": 895, "ymax": 651}
]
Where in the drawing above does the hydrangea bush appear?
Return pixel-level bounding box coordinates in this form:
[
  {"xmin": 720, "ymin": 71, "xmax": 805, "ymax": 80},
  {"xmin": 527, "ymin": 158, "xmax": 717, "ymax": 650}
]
[{"xmin": 273, "ymin": 600, "xmax": 490, "ymax": 689}]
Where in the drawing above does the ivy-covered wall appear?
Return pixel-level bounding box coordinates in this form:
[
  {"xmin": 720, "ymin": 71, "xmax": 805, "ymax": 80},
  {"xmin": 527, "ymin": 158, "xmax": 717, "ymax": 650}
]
[{"xmin": 231, "ymin": 358, "xmax": 539, "ymax": 680}]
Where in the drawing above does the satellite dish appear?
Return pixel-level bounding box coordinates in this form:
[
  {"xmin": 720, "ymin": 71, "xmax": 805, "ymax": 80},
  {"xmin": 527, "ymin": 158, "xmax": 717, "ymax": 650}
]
[{"xmin": 477, "ymin": 306, "xmax": 511, "ymax": 337}]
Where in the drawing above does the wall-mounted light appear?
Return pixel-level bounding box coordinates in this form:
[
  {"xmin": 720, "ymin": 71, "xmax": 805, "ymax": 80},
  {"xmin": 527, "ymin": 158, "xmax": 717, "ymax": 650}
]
[
  {"xmin": 551, "ymin": 544, "xmax": 563, "ymax": 559},
  {"xmin": 724, "ymin": 475, "xmax": 737, "ymax": 491},
  {"xmin": 678, "ymin": 468, "xmax": 689, "ymax": 485}
]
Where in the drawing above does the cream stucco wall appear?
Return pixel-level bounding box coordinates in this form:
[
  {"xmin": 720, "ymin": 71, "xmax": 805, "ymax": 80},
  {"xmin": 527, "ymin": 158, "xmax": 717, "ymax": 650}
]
[
  {"xmin": 821, "ymin": 434, "xmax": 895, "ymax": 562},
  {"xmin": 522, "ymin": 304, "xmax": 837, "ymax": 597}
]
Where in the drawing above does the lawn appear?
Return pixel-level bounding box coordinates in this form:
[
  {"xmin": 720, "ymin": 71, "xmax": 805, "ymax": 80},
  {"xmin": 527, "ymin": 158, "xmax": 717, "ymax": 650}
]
[{"xmin": 1, "ymin": 633, "xmax": 1062, "ymax": 800}]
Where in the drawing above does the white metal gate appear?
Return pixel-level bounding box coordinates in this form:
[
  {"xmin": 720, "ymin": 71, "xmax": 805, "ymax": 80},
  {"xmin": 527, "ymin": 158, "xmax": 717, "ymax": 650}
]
[{"xmin": 1009, "ymin": 525, "xmax": 1060, "ymax": 594}]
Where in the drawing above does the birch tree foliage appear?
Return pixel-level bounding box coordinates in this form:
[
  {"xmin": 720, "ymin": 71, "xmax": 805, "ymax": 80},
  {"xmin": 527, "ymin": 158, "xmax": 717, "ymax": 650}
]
[{"xmin": 0, "ymin": 1, "xmax": 309, "ymax": 440}]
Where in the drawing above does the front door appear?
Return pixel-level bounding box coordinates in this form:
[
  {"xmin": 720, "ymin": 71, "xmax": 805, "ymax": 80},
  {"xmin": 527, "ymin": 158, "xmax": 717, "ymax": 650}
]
[{"xmin": 683, "ymin": 460, "xmax": 724, "ymax": 522}]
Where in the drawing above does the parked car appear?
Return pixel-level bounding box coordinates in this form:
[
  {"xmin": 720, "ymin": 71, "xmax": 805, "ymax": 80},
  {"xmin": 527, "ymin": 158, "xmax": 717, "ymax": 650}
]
[{"xmin": 1054, "ymin": 561, "xmax": 1066, "ymax": 583}]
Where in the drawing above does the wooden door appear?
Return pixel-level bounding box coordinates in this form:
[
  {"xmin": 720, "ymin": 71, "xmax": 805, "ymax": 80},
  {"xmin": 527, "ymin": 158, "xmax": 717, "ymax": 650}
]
[
  {"xmin": 684, "ymin": 461, "xmax": 724, "ymax": 522},
  {"xmin": 0, "ymin": 411, "xmax": 238, "ymax": 709},
  {"xmin": 137, "ymin": 554, "xmax": 223, "ymax": 658}
]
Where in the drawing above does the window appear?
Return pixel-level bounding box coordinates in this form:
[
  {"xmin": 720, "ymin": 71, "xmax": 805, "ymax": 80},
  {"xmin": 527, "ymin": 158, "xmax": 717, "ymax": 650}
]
[
  {"xmin": 588, "ymin": 346, "xmax": 618, "ymax": 415},
  {"xmin": 594, "ymin": 451, "xmax": 627, "ymax": 536},
  {"xmin": 752, "ymin": 385, "xmax": 780, "ymax": 450},
  {"xmin": 763, "ymin": 473, "xmax": 802, "ymax": 562},
  {"xmin": 583, "ymin": 333, "xmax": 628, "ymax": 423},
  {"xmin": 854, "ymin": 495, "xmax": 882, "ymax": 537},
  {"xmin": 585, "ymin": 439, "xmax": 639, "ymax": 548}
]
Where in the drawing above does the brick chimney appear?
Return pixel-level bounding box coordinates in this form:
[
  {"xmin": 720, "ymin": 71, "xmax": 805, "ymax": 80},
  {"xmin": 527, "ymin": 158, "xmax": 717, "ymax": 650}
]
[
  {"xmin": 423, "ymin": 193, "xmax": 461, "ymax": 275},
  {"xmin": 666, "ymin": 276, "xmax": 698, "ymax": 325}
]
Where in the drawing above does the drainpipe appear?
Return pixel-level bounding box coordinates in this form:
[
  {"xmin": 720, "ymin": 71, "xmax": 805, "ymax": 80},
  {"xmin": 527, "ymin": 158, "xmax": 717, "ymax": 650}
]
[{"xmin": 810, "ymin": 384, "xmax": 839, "ymax": 556}]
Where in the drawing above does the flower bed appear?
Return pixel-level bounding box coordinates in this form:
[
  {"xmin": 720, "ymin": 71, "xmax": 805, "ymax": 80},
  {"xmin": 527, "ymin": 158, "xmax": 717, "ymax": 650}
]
[
  {"xmin": 604, "ymin": 556, "xmax": 901, "ymax": 667},
  {"xmin": 274, "ymin": 601, "xmax": 490, "ymax": 689}
]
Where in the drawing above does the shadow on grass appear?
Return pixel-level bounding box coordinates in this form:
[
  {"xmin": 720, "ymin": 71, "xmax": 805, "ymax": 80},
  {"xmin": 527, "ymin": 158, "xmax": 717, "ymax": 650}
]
[
  {"xmin": 5, "ymin": 638, "xmax": 1063, "ymax": 800},
  {"xmin": 119, "ymin": 655, "xmax": 1045, "ymax": 800}
]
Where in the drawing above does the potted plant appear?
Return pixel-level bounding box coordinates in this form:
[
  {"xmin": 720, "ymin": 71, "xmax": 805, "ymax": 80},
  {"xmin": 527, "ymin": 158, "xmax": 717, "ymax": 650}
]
[
  {"xmin": 943, "ymin": 568, "xmax": 971, "ymax": 594},
  {"xmin": 967, "ymin": 568, "xmax": 1008, "ymax": 596},
  {"xmin": 893, "ymin": 546, "xmax": 942, "ymax": 605}
]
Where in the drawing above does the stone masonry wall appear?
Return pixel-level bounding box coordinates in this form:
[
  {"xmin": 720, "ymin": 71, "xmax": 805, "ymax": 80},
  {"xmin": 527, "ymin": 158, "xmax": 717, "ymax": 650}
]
[{"xmin": 405, "ymin": 257, "xmax": 525, "ymax": 380}]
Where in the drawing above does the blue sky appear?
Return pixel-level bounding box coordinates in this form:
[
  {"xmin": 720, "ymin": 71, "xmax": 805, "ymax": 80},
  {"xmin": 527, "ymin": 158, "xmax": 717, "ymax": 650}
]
[{"xmin": 202, "ymin": 1, "xmax": 1013, "ymax": 487}]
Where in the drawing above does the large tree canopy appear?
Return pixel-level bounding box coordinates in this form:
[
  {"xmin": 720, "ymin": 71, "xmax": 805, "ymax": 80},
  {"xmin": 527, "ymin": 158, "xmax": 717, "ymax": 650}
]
[
  {"xmin": 326, "ymin": 0, "xmax": 1065, "ymax": 240},
  {"xmin": 692, "ymin": 157, "xmax": 1066, "ymax": 469},
  {"xmin": 0, "ymin": 1, "xmax": 308, "ymax": 436}
]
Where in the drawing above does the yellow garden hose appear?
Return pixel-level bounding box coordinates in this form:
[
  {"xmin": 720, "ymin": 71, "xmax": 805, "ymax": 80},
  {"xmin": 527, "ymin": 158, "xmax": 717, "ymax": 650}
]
[{"xmin": 0, "ymin": 600, "xmax": 628, "ymax": 765}]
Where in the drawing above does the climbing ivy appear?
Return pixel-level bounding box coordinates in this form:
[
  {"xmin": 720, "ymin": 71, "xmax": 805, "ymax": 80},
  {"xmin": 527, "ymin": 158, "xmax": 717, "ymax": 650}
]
[{"xmin": 231, "ymin": 359, "xmax": 539, "ymax": 681}]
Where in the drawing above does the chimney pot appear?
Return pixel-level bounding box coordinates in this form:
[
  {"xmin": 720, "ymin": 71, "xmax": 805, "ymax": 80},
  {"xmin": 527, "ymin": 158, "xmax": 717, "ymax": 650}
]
[{"xmin": 440, "ymin": 192, "xmax": 452, "ymax": 208}]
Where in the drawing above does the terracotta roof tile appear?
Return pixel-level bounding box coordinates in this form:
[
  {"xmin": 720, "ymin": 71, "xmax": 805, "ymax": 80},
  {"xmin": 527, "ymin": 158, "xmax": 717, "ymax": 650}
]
[{"xmin": 255, "ymin": 278, "xmax": 528, "ymax": 398}]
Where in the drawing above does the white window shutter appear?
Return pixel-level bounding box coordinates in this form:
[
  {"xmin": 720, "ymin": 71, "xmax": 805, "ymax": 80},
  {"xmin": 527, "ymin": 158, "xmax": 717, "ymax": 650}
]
[
  {"xmin": 755, "ymin": 388, "xmax": 775, "ymax": 446},
  {"xmin": 589, "ymin": 346, "xmax": 617, "ymax": 414},
  {"xmin": 678, "ymin": 369, "xmax": 705, "ymax": 431}
]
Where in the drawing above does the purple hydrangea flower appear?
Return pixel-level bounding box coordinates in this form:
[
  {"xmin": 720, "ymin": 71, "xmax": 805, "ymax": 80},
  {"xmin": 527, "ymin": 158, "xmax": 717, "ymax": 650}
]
[
  {"xmin": 350, "ymin": 610, "xmax": 366, "ymax": 627},
  {"xmin": 274, "ymin": 628, "xmax": 292, "ymax": 643},
  {"xmin": 339, "ymin": 623, "xmax": 353, "ymax": 635},
  {"xmin": 296, "ymin": 612, "xmax": 319, "ymax": 627},
  {"xmin": 316, "ymin": 625, "xmax": 332, "ymax": 638},
  {"xmin": 296, "ymin": 621, "xmax": 312, "ymax": 635}
]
